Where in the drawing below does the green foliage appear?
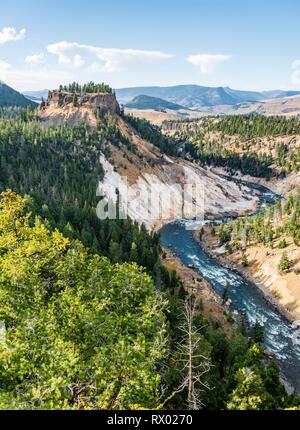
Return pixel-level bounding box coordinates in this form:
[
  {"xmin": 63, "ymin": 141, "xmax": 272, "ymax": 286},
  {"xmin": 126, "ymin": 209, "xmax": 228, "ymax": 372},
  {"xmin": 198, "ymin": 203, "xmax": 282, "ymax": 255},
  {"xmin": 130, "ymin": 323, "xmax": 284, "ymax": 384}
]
[
  {"xmin": 193, "ymin": 142, "xmax": 274, "ymax": 178},
  {"xmin": 219, "ymin": 225, "xmax": 232, "ymax": 244},
  {"xmin": 241, "ymin": 251, "xmax": 249, "ymax": 267},
  {"xmin": 219, "ymin": 189, "xmax": 300, "ymax": 253},
  {"xmin": 248, "ymin": 321, "xmax": 264, "ymax": 344},
  {"xmin": 278, "ymin": 239, "xmax": 287, "ymax": 249},
  {"xmin": 0, "ymin": 193, "xmax": 296, "ymax": 410},
  {"xmin": 0, "ymin": 106, "xmax": 35, "ymax": 121},
  {"xmin": 0, "ymin": 191, "xmax": 167, "ymax": 410},
  {"xmin": 166, "ymin": 114, "xmax": 300, "ymax": 176},
  {"xmin": 72, "ymin": 93, "xmax": 78, "ymax": 107},
  {"xmin": 225, "ymin": 342, "xmax": 293, "ymax": 410},
  {"xmin": 124, "ymin": 114, "xmax": 180, "ymax": 156},
  {"xmin": 208, "ymin": 115, "xmax": 300, "ymax": 138},
  {"xmin": 58, "ymin": 82, "xmax": 113, "ymax": 94},
  {"xmin": 227, "ymin": 367, "xmax": 271, "ymax": 410},
  {"xmin": 278, "ymin": 252, "xmax": 291, "ymax": 272}
]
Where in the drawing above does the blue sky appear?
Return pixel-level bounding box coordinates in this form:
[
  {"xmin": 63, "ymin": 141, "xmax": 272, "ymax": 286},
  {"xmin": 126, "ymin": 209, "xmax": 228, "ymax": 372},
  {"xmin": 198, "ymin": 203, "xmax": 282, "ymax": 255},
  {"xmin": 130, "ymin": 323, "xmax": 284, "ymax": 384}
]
[{"xmin": 0, "ymin": 0, "xmax": 300, "ymax": 91}]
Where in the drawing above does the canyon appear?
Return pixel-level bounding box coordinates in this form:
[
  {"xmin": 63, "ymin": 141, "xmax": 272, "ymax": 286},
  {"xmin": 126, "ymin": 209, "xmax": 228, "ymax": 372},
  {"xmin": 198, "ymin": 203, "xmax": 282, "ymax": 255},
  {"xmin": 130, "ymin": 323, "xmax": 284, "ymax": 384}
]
[{"xmin": 38, "ymin": 91, "xmax": 259, "ymax": 229}]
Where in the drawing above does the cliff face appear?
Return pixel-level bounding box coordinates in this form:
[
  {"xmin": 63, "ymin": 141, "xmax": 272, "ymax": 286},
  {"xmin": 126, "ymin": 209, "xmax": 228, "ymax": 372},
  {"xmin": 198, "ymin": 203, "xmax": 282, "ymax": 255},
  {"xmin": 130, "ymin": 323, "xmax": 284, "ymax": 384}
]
[
  {"xmin": 46, "ymin": 91, "xmax": 119, "ymax": 112},
  {"xmin": 38, "ymin": 91, "xmax": 120, "ymax": 126},
  {"xmin": 100, "ymin": 153, "xmax": 259, "ymax": 230}
]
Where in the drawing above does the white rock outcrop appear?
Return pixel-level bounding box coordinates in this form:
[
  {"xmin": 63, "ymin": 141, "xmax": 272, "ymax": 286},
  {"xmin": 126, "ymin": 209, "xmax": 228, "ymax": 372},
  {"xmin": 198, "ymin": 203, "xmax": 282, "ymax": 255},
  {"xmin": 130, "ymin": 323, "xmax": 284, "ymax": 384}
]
[{"xmin": 98, "ymin": 155, "xmax": 259, "ymax": 230}]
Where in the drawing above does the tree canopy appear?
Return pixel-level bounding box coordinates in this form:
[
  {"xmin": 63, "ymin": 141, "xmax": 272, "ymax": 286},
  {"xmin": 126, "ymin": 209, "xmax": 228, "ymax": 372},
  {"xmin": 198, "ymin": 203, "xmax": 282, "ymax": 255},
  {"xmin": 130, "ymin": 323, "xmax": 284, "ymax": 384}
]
[
  {"xmin": 58, "ymin": 82, "xmax": 113, "ymax": 95},
  {"xmin": 0, "ymin": 191, "xmax": 167, "ymax": 410}
]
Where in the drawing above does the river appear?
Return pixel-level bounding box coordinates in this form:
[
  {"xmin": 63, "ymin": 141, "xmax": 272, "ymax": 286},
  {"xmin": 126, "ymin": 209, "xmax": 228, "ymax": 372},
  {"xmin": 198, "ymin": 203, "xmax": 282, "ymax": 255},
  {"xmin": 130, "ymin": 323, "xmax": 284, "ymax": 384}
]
[{"xmin": 160, "ymin": 181, "xmax": 300, "ymax": 392}]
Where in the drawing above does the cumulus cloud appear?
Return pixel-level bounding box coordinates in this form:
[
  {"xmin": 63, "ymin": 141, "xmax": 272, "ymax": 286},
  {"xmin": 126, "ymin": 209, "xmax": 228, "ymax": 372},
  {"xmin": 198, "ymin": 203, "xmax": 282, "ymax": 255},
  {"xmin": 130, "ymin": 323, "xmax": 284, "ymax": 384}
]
[
  {"xmin": 0, "ymin": 62, "xmax": 71, "ymax": 90},
  {"xmin": 292, "ymin": 60, "xmax": 300, "ymax": 84},
  {"xmin": 25, "ymin": 52, "xmax": 46, "ymax": 65},
  {"xmin": 0, "ymin": 27, "xmax": 26, "ymax": 45},
  {"xmin": 74, "ymin": 54, "xmax": 85, "ymax": 68},
  {"xmin": 187, "ymin": 53, "xmax": 232, "ymax": 74},
  {"xmin": 47, "ymin": 41, "xmax": 173, "ymax": 72}
]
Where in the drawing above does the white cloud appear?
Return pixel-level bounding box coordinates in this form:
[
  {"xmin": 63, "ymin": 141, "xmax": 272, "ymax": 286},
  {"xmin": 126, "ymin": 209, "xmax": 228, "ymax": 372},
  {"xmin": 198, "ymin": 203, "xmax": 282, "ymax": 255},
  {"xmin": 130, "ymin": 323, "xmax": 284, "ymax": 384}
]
[
  {"xmin": 25, "ymin": 52, "xmax": 46, "ymax": 65},
  {"xmin": 0, "ymin": 27, "xmax": 26, "ymax": 45},
  {"xmin": 1, "ymin": 40, "xmax": 172, "ymax": 91},
  {"xmin": 0, "ymin": 61, "xmax": 12, "ymax": 82},
  {"xmin": 187, "ymin": 53, "xmax": 232, "ymax": 74},
  {"xmin": 74, "ymin": 54, "xmax": 85, "ymax": 68},
  {"xmin": 47, "ymin": 41, "xmax": 173, "ymax": 72},
  {"xmin": 0, "ymin": 61, "xmax": 12, "ymax": 71},
  {"xmin": 292, "ymin": 60, "xmax": 300, "ymax": 84},
  {"xmin": 0, "ymin": 63, "xmax": 71, "ymax": 91}
]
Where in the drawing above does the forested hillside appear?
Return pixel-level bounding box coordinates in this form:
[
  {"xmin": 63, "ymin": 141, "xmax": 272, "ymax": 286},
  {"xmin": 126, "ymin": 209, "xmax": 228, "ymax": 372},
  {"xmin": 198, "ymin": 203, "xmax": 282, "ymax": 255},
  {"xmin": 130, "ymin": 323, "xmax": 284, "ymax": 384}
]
[
  {"xmin": 218, "ymin": 189, "xmax": 300, "ymax": 249},
  {"xmin": 163, "ymin": 115, "xmax": 300, "ymax": 177},
  {"xmin": 0, "ymin": 82, "xmax": 37, "ymax": 108},
  {"xmin": 1, "ymin": 192, "xmax": 298, "ymax": 410},
  {"xmin": 0, "ymin": 191, "xmax": 167, "ymax": 409},
  {"xmin": 206, "ymin": 115, "xmax": 300, "ymax": 137},
  {"xmin": 0, "ymin": 107, "xmax": 162, "ymax": 275},
  {"xmin": 205, "ymin": 189, "xmax": 300, "ymax": 319}
]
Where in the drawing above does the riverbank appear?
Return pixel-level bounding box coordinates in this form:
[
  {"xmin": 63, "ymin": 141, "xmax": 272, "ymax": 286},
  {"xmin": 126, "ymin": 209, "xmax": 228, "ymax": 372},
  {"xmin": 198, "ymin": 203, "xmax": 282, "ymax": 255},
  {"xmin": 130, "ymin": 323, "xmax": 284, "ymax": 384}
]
[
  {"xmin": 195, "ymin": 225, "xmax": 296, "ymax": 324},
  {"xmin": 211, "ymin": 167, "xmax": 300, "ymax": 197},
  {"xmin": 162, "ymin": 248, "xmax": 237, "ymax": 331},
  {"xmin": 159, "ymin": 176, "xmax": 300, "ymax": 395}
]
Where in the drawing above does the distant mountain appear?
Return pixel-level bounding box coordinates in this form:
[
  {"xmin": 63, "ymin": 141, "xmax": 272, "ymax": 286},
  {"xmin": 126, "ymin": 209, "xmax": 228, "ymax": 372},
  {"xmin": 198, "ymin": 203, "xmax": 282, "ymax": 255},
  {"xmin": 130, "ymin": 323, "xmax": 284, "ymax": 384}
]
[
  {"xmin": 125, "ymin": 94, "xmax": 187, "ymax": 111},
  {"xmin": 261, "ymin": 90, "xmax": 300, "ymax": 99},
  {"xmin": 22, "ymin": 89, "xmax": 49, "ymax": 102},
  {"xmin": 222, "ymin": 94, "xmax": 300, "ymax": 117},
  {"xmin": 0, "ymin": 81, "xmax": 37, "ymax": 108},
  {"xmin": 116, "ymin": 85, "xmax": 300, "ymax": 110}
]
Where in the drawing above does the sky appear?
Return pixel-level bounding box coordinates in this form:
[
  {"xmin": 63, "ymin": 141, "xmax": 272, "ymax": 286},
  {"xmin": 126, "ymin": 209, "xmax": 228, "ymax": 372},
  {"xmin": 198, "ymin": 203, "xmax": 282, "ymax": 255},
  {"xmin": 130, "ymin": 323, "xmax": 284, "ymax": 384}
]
[{"xmin": 0, "ymin": 0, "xmax": 300, "ymax": 92}]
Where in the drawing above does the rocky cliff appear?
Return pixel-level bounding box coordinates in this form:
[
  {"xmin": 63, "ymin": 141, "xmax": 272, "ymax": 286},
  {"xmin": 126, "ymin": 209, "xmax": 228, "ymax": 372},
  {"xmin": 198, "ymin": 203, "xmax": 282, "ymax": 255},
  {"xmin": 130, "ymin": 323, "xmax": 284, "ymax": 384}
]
[{"xmin": 38, "ymin": 91, "xmax": 120, "ymax": 125}]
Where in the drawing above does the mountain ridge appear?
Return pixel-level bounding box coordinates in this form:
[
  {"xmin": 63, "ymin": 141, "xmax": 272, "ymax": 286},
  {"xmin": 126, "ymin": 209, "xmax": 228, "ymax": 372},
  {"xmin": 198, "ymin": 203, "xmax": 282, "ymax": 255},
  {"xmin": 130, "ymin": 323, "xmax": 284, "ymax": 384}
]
[
  {"xmin": 0, "ymin": 81, "xmax": 37, "ymax": 108},
  {"xmin": 23, "ymin": 85, "xmax": 300, "ymax": 111},
  {"xmin": 116, "ymin": 84, "xmax": 300, "ymax": 110},
  {"xmin": 125, "ymin": 94, "xmax": 188, "ymax": 111}
]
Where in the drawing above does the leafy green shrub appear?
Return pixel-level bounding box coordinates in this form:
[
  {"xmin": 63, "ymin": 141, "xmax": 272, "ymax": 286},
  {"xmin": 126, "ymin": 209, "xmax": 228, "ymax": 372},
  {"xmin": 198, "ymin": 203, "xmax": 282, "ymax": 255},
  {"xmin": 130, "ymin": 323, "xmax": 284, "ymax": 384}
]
[
  {"xmin": 278, "ymin": 252, "xmax": 291, "ymax": 272},
  {"xmin": 278, "ymin": 239, "xmax": 287, "ymax": 249}
]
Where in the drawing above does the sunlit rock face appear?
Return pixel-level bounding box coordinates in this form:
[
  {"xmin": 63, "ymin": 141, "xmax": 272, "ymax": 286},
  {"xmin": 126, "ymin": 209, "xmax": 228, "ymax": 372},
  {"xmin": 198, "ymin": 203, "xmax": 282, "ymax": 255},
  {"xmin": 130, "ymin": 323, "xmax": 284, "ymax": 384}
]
[
  {"xmin": 99, "ymin": 154, "xmax": 259, "ymax": 230},
  {"xmin": 38, "ymin": 91, "xmax": 120, "ymax": 126},
  {"xmin": 44, "ymin": 91, "xmax": 120, "ymax": 113}
]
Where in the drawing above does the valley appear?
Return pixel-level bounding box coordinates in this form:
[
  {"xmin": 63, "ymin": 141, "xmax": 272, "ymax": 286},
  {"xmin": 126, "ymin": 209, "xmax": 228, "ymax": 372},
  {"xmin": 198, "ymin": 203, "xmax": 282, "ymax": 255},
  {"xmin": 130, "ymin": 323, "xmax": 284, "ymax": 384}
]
[
  {"xmin": 37, "ymin": 88, "xmax": 260, "ymax": 229},
  {"xmin": 117, "ymin": 85, "xmax": 300, "ymax": 124},
  {"xmin": 2, "ymin": 0, "xmax": 300, "ymax": 416},
  {"xmin": 0, "ymin": 81, "xmax": 300, "ymax": 410}
]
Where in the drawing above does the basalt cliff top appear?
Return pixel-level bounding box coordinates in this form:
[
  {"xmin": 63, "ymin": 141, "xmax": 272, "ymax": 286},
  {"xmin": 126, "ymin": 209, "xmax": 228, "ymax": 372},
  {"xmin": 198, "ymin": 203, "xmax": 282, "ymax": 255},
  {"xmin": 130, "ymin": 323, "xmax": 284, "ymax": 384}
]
[
  {"xmin": 38, "ymin": 90, "xmax": 120, "ymax": 126},
  {"xmin": 41, "ymin": 90, "xmax": 119, "ymax": 112}
]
